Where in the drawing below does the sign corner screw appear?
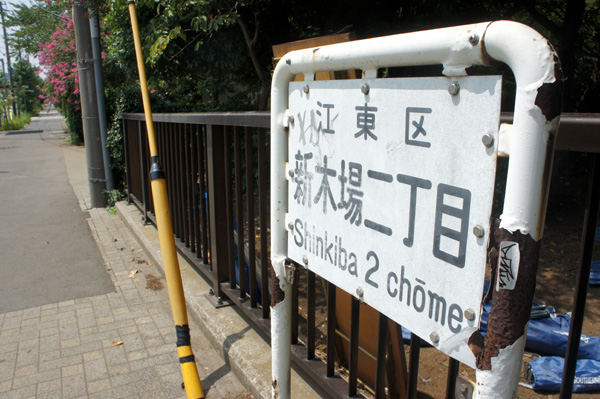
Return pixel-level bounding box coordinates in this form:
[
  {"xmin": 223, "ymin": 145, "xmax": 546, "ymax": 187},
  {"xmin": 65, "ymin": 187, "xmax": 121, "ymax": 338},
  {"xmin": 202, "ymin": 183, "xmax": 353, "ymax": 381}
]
[
  {"xmin": 361, "ymin": 83, "xmax": 370, "ymax": 95},
  {"xmin": 465, "ymin": 309, "xmax": 476, "ymax": 321},
  {"xmin": 430, "ymin": 332, "xmax": 440, "ymax": 344},
  {"xmin": 303, "ymin": 85, "xmax": 310, "ymax": 94},
  {"xmin": 473, "ymin": 225, "xmax": 485, "ymax": 238},
  {"xmin": 448, "ymin": 81, "xmax": 460, "ymax": 96},
  {"xmin": 302, "ymin": 256, "xmax": 308, "ymax": 265},
  {"xmin": 482, "ymin": 134, "xmax": 494, "ymax": 148},
  {"xmin": 356, "ymin": 286, "xmax": 364, "ymax": 298}
]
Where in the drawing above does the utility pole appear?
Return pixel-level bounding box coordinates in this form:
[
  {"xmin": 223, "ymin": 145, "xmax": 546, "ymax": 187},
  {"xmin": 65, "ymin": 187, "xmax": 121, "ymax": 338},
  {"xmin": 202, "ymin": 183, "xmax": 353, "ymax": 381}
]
[
  {"xmin": 72, "ymin": 5, "xmax": 106, "ymax": 207},
  {"xmin": 89, "ymin": 12, "xmax": 114, "ymax": 191},
  {"xmin": 0, "ymin": 2, "xmax": 16, "ymax": 117}
]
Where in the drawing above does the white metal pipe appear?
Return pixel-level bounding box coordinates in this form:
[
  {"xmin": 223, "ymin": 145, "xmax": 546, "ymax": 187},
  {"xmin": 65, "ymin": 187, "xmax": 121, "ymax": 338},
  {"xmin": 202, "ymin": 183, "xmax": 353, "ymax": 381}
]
[
  {"xmin": 271, "ymin": 283, "xmax": 292, "ymax": 399},
  {"xmin": 483, "ymin": 21, "xmax": 561, "ymax": 240},
  {"xmin": 270, "ymin": 59, "xmax": 295, "ymax": 399},
  {"xmin": 270, "ymin": 20, "xmax": 561, "ymax": 399},
  {"xmin": 475, "ymin": 21, "xmax": 561, "ymax": 399}
]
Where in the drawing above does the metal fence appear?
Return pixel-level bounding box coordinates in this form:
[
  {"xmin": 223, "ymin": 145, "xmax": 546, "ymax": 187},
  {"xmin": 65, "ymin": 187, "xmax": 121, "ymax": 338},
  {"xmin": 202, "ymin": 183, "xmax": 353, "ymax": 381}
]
[{"xmin": 122, "ymin": 111, "xmax": 599, "ymax": 399}]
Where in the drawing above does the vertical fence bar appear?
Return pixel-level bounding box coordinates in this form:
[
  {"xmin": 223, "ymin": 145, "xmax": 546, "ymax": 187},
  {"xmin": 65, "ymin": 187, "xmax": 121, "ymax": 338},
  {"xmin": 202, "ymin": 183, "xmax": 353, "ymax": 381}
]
[
  {"xmin": 177, "ymin": 124, "xmax": 185, "ymax": 242},
  {"xmin": 291, "ymin": 275, "xmax": 299, "ymax": 345},
  {"xmin": 326, "ymin": 282, "xmax": 336, "ymax": 377},
  {"xmin": 166, "ymin": 123, "xmax": 176, "ymax": 234},
  {"xmin": 224, "ymin": 127, "xmax": 236, "ymax": 288},
  {"xmin": 375, "ymin": 313, "xmax": 389, "ymax": 399},
  {"xmin": 174, "ymin": 123, "xmax": 181, "ymax": 239},
  {"xmin": 258, "ymin": 128, "xmax": 269, "ymax": 318},
  {"xmin": 206, "ymin": 124, "xmax": 230, "ymax": 297},
  {"xmin": 446, "ymin": 357, "xmax": 460, "ymax": 399},
  {"xmin": 245, "ymin": 127, "xmax": 257, "ymax": 307},
  {"xmin": 199, "ymin": 127, "xmax": 209, "ymax": 264},
  {"xmin": 349, "ymin": 297, "xmax": 360, "ymax": 397},
  {"xmin": 307, "ymin": 270, "xmax": 316, "ymax": 360},
  {"xmin": 407, "ymin": 334, "xmax": 421, "ymax": 399},
  {"xmin": 234, "ymin": 126, "xmax": 246, "ymax": 298},
  {"xmin": 184, "ymin": 124, "xmax": 192, "ymax": 248},
  {"xmin": 183, "ymin": 124, "xmax": 189, "ymax": 243},
  {"xmin": 138, "ymin": 120, "xmax": 148, "ymax": 223},
  {"xmin": 190, "ymin": 127, "xmax": 198, "ymax": 254},
  {"xmin": 560, "ymin": 153, "xmax": 600, "ymax": 398},
  {"xmin": 192, "ymin": 128, "xmax": 201, "ymax": 256},
  {"xmin": 123, "ymin": 119, "xmax": 131, "ymax": 204}
]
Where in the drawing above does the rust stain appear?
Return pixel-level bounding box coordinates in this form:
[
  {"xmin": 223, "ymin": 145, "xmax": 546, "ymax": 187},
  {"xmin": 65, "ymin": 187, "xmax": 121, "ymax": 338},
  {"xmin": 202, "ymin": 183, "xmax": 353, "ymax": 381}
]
[
  {"xmin": 272, "ymin": 379, "xmax": 277, "ymax": 388},
  {"xmin": 535, "ymin": 44, "xmax": 563, "ymax": 122},
  {"xmin": 474, "ymin": 229, "xmax": 541, "ymax": 370},
  {"xmin": 479, "ymin": 26, "xmax": 502, "ymax": 68},
  {"xmin": 468, "ymin": 330, "xmax": 485, "ymax": 359},
  {"xmin": 270, "ymin": 265, "xmax": 285, "ymax": 306}
]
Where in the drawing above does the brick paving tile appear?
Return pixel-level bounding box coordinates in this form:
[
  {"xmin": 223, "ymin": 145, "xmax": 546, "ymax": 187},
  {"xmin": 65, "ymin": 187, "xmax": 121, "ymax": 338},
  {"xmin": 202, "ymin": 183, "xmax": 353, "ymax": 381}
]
[{"xmin": 0, "ymin": 175, "xmax": 251, "ymax": 399}]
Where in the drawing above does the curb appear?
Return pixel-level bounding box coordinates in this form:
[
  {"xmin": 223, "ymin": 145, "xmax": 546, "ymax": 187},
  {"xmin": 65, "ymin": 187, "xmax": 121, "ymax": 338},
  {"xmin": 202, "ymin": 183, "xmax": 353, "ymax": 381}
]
[{"xmin": 116, "ymin": 201, "xmax": 322, "ymax": 399}]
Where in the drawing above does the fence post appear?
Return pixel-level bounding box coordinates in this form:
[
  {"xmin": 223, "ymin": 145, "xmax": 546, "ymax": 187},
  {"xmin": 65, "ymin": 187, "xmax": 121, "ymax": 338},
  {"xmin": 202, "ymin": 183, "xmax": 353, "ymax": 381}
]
[
  {"xmin": 138, "ymin": 120, "xmax": 148, "ymax": 224},
  {"xmin": 123, "ymin": 119, "xmax": 131, "ymax": 205},
  {"xmin": 206, "ymin": 125, "xmax": 230, "ymax": 298},
  {"xmin": 560, "ymin": 153, "xmax": 600, "ymax": 398}
]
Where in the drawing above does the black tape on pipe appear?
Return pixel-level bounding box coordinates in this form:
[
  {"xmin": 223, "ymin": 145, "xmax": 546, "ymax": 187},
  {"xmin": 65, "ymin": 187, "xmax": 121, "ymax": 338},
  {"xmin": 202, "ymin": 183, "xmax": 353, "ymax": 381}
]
[
  {"xmin": 179, "ymin": 355, "xmax": 196, "ymax": 364},
  {"xmin": 176, "ymin": 325, "xmax": 191, "ymax": 347}
]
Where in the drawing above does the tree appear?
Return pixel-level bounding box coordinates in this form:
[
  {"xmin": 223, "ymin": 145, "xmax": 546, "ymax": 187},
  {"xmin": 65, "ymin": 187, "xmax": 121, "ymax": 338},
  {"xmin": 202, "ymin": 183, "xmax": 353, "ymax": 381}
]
[
  {"xmin": 7, "ymin": 0, "xmax": 69, "ymax": 56},
  {"xmin": 12, "ymin": 58, "xmax": 44, "ymax": 114}
]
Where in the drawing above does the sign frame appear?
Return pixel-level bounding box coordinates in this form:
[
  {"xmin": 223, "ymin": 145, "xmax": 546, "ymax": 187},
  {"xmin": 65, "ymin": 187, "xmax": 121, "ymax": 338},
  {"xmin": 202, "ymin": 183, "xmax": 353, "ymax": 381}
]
[{"xmin": 270, "ymin": 21, "xmax": 562, "ymax": 399}]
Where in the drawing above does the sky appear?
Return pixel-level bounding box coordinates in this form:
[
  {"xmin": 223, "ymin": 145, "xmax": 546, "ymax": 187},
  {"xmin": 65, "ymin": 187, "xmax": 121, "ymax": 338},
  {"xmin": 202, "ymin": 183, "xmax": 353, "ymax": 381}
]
[{"xmin": 0, "ymin": 0, "xmax": 38, "ymax": 73}]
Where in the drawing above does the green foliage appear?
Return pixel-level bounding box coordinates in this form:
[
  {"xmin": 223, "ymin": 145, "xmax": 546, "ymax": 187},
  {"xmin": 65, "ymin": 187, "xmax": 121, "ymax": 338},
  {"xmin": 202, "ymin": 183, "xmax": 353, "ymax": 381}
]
[
  {"xmin": 5, "ymin": 0, "xmax": 600, "ymax": 201},
  {"xmin": 62, "ymin": 100, "xmax": 84, "ymax": 145},
  {"xmin": 102, "ymin": 188, "xmax": 126, "ymax": 206},
  {"xmin": 12, "ymin": 59, "xmax": 44, "ymax": 114},
  {"xmin": 6, "ymin": 0, "xmax": 68, "ymax": 55},
  {"xmin": 103, "ymin": 188, "xmax": 126, "ymax": 214},
  {"xmin": 0, "ymin": 113, "xmax": 31, "ymax": 131}
]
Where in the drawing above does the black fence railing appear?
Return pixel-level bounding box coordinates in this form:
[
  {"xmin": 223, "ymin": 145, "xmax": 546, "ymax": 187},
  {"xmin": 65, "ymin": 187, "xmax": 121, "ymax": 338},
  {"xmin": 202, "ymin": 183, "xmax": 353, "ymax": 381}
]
[{"xmin": 122, "ymin": 111, "xmax": 599, "ymax": 399}]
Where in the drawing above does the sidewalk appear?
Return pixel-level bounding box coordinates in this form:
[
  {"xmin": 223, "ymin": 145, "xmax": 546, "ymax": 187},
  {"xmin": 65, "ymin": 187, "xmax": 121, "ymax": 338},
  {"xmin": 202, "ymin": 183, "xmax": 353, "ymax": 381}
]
[{"xmin": 0, "ymin": 122, "xmax": 251, "ymax": 398}]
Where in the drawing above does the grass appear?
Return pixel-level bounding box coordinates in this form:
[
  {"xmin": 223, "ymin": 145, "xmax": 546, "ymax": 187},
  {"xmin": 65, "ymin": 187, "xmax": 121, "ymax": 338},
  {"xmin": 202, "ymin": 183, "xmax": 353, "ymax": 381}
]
[{"xmin": 0, "ymin": 113, "xmax": 32, "ymax": 131}]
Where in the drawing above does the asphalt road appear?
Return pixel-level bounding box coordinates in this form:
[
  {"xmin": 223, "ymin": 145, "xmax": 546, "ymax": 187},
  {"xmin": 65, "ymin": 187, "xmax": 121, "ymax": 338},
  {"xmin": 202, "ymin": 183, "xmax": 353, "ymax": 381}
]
[{"xmin": 0, "ymin": 109, "xmax": 114, "ymax": 313}]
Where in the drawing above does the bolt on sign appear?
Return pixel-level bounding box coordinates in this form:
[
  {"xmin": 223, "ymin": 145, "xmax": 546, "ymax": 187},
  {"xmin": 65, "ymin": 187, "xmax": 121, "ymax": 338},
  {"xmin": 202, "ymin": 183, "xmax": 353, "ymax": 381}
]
[{"xmin": 286, "ymin": 76, "xmax": 501, "ymax": 367}]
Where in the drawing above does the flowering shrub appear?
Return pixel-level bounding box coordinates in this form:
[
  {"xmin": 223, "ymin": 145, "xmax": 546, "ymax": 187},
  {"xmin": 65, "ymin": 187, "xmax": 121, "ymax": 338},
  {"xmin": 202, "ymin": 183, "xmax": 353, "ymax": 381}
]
[
  {"xmin": 38, "ymin": 15, "xmax": 79, "ymax": 107},
  {"xmin": 38, "ymin": 12, "xmax": 83, "ymax": 142}
]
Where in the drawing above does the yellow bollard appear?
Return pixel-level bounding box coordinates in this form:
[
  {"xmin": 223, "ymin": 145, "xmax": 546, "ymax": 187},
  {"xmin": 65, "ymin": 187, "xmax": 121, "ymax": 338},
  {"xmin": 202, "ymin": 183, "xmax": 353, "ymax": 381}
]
[{"xmin": 127, "ymin": 2, "xmax": 204, "ymax": 398}]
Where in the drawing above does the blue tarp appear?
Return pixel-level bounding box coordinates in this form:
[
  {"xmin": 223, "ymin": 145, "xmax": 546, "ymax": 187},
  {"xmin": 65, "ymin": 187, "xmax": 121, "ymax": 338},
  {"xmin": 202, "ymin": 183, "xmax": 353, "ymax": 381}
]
[
  {"xmin": 480, "ymin": 295, "xmax": 600, "ymax": 361},
  {"xmin": 233, "ymin": 217, "xmax": 263, "ymax": 306},
  {"xmin": 591, "ymin": 261, "xmax": 600, "ymax": 285},
  {"xmin": 400, "ymin": 284, "xmax": 600, "ymax": 357},
  {"xmin": 529, "ymin": 356, "xmax": 600, "ymax": 392}
]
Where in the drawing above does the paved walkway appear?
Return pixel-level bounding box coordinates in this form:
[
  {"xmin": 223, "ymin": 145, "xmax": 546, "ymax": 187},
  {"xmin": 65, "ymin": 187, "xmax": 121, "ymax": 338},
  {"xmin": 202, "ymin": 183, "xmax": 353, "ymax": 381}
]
[{"xmin": 0, "ymin": 111, "xmax": 251, "ymax": 398}]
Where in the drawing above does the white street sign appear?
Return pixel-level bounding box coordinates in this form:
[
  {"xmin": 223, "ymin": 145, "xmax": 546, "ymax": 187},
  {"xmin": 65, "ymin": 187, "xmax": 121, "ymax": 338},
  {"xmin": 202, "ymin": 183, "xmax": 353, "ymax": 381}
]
[{"xmin": 286, "ymin": 76, "xmax": 501, "ymax": 367}]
